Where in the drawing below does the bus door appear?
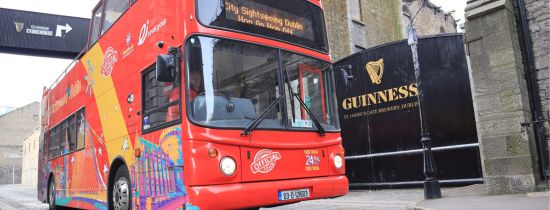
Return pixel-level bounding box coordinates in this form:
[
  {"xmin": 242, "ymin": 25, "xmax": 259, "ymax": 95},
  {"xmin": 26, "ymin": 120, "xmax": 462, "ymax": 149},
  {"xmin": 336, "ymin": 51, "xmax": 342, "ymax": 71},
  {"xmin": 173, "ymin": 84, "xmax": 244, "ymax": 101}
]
[{"xmin": 298, "ymin": 64, "xmax": 327, "ymax": 122}]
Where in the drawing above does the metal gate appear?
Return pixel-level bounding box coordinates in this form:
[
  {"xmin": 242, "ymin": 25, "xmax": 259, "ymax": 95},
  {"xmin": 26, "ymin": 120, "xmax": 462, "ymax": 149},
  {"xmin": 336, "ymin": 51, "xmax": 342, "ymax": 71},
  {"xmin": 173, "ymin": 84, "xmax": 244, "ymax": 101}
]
[{"xmin": 334, "ymin": 34, "xmax": 483, "ymax": 187}]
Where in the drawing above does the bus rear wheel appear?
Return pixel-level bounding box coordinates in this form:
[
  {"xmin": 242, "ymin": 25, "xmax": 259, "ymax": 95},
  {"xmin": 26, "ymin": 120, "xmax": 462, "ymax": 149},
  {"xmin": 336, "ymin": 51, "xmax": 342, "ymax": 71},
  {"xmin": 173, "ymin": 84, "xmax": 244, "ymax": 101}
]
[
  {"xmin": 48, "ymin": 178, "xmax": 56, "ymax": 210},
  {"xmin": 110, "ymin": 166, "xmax": 132, "ymax": 210}
]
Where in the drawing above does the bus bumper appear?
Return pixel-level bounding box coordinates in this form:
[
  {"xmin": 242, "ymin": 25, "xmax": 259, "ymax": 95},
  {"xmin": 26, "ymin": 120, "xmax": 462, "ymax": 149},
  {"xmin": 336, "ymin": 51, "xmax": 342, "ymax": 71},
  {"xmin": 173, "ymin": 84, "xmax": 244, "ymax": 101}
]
[{"xmin": 186, "ymin": 175, "xmax": 348, "ymax": 209}]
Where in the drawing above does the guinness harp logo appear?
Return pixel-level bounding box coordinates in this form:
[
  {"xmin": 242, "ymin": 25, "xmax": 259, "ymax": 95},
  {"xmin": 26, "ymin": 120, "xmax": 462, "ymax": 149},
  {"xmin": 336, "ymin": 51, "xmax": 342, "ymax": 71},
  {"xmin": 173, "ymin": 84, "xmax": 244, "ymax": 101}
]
[
  {"xmin": 366, "ymin": 59, "xmax": 384, "ymax": 85},
  {"xmin": 14, "ymin": 22, "xmax": 24, "ymax": 33}
]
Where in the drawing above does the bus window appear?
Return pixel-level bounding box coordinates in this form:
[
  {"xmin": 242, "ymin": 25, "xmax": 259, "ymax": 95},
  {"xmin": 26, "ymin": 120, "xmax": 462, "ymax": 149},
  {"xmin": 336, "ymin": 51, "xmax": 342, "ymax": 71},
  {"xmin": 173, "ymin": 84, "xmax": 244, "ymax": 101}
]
[
  {"xmin": 281, "ymin": 51, "xmax": 337, "ymax": 127},
  {"xmin": 142, "ymin": 66, "xmax": 181, "ymax": 131},
  {"xmin": 89, "ymin": 3, "xmax": 104, "ymax": 47},
  {"xmin": 76, "ymin": 109, "xmax": 85, "ymax": 150},
  {"xmin": 101, "ymin": 0, "xmax": 130, "ymax": 35},
  {"xmin": 186, "ymin": 36, "xmax": 282, "ymax": 129},
  {"xmin": 41, "ymin": 132, "xmax": 46, "ymax": 154},
  {"xmin": 60, "ymin": 120, "xmax": 68, "ymax": 155},
  {"xmin": 67, "ymin": 115, "xmax": 76, "ymax": 152},
  {"xmin": 48, "ymin": 126, "xmax": 59, "ymax": 159}
]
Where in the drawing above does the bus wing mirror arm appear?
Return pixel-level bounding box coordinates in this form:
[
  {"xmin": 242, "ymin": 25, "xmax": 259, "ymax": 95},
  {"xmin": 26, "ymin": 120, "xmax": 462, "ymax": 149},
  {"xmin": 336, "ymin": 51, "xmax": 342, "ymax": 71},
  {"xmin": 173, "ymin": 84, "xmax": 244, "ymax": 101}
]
[
  {"xmin": 337, "ymin": 65, "xmax": 353, "ymax": 87},
  {"xmin": 156, "ymin": 47, "xmax": 182, "ymax": 83}
]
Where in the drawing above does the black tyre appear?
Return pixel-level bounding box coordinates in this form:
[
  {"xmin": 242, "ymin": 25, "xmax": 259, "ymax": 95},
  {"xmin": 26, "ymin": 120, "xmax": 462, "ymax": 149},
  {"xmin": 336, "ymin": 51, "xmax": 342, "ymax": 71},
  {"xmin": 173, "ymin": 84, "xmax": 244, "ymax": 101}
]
[
  {"xmin": 110, "ymin": 166, "xmax": 132, "ymax": 210},
  {"xmin": 48, "ymin": 177, "xmax": 56, "ymax": 210}
]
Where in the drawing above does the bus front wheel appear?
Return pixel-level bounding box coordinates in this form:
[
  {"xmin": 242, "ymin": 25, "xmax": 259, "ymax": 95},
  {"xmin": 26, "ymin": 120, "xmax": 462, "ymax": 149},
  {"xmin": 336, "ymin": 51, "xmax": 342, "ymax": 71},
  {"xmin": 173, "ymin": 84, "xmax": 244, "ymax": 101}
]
[
  {"xmin": 110, "ymin": 166, "xmax": 132, "ymax": 210},
  {"xmin": 48, "ymin": 178, "xmax": 56, "ymax": 210}
]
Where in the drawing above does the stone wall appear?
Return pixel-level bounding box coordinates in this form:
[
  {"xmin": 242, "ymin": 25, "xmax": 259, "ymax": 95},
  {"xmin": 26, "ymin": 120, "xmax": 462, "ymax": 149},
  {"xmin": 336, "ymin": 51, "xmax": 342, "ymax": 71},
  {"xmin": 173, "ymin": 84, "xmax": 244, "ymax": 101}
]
[
  {"xmin": 323, "ymin": 0, "xmax": 458, "ymax": 61},
  {"xmin": 324, "ymin": 0, "xmax": 406, "ymax": 60},
  {"xmin": 0, "ymin": 102, "xmax": 40, "ymax": 146},
  {"xmin": 464, "ymin": 0, "xmax": 543, "ymax": 194},
  {"xmin": 362, "ymin": 0, "xmax": 404, "ymax": 48},
  {"xmin": 402, "ymin": 0, "xmax": 458, "ymax": 37},
  {"xmin": 0, "ymin": 102, "xmax": 39, "ymax": 184},
  {"xmin": 0, "ymin": 145, "xmax": 22, "ymax": 184},
  {"xmin": 21, "ymin": 129, "xmax": 39, "ymax": 186},
  {"xmin": 524, "ymin": 0, "xmax": 550, "ymax": 172},
  {"xmin": 324, "ymin": 0, "xmax": 352, "ymax": 61}
]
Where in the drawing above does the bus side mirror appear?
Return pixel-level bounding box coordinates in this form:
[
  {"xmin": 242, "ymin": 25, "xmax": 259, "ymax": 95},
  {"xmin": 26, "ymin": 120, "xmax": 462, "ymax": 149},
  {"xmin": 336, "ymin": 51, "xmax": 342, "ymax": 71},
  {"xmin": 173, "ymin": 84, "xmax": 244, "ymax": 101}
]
[
  {"xmin": 156, "ymin": 54, "xmax": 176, "ymax": 82},
  {"xmin": 338, "ymin": 65, "xmax": 354, "ymax": 87}
]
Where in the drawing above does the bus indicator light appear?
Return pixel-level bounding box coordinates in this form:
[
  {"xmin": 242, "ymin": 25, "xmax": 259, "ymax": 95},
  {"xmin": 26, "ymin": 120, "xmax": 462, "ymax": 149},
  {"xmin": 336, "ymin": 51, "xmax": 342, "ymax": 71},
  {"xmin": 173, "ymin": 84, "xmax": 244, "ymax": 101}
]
[
  {"xmin": 134, "ymin": 147, "xmax": 141, "ymax": 158},
  {"xmin": 208, "ymin": 147, "xmax": 218, "ymax": 158}
]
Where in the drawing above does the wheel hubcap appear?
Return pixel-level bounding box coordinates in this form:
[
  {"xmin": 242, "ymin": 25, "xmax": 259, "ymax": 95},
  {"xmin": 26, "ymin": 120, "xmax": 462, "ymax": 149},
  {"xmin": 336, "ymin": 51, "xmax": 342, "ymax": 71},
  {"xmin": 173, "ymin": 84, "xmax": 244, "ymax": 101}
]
[
  {"xmin": 49, "ymin": 183, "xmax": 55, "ymax": 207},
  {"xmin": 113, "ymin": 177, "xmax": 129, "ymax": 210}
]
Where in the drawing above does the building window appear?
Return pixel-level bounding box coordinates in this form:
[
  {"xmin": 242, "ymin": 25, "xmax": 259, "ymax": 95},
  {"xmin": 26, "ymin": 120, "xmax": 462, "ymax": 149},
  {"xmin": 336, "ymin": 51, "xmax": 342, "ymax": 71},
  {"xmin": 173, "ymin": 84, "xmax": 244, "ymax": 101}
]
[{"xmin": 142, "ymin": 66, "xmax": 181, "ymax": 132}]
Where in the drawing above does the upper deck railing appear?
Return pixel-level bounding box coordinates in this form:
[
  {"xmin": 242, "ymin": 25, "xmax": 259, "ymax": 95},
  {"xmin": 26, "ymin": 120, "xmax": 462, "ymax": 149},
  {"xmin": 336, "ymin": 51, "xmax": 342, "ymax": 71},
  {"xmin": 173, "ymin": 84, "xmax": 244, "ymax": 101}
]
[{"xmin": 46, "ymin": 49, "xmax": 87, "ymax": 91}]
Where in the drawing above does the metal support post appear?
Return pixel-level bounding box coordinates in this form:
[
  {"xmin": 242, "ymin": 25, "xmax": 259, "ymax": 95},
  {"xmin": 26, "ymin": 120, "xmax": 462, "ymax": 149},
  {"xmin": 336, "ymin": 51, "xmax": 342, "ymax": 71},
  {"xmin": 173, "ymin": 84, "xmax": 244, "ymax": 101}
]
[{"xmin": 408, "ymin": 25, "xmax": 441, "ymax": 199}]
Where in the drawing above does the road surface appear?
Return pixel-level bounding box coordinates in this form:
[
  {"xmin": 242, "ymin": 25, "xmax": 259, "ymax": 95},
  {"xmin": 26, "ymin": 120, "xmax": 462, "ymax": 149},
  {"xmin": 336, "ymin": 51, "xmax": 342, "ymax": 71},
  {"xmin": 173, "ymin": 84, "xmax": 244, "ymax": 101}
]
[{"xmin": 0, "ymin": 184, "xmax": 423, "ymax": 210}]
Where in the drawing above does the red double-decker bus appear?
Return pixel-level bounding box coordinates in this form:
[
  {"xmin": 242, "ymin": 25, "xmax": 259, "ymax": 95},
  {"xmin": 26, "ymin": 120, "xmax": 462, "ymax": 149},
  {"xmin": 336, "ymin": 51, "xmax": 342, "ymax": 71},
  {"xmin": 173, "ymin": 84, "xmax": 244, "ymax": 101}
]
[{"xmin": 38, "ymin": 0, "xmax": 348, "ymax": 209}]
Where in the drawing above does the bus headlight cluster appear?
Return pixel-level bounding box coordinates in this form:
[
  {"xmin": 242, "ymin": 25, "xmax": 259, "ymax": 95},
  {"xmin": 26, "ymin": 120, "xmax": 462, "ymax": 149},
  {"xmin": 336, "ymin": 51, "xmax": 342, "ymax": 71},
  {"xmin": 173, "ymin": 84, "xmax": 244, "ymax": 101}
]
[
  {"xmin": 334, "ymin": 155, "xmax": 343, "ymax": 169},
  {"xmin": 220, "ymin": 157, "xmax": 237, "ymax": 176}
]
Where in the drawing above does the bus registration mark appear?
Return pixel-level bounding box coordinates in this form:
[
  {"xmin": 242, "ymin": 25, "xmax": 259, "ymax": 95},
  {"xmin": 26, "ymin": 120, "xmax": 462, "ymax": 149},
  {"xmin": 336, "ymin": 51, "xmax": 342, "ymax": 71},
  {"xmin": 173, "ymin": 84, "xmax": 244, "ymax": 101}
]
[{"xmin": 278, "ymin": 188, "xmax": 310, "ymax": 201}]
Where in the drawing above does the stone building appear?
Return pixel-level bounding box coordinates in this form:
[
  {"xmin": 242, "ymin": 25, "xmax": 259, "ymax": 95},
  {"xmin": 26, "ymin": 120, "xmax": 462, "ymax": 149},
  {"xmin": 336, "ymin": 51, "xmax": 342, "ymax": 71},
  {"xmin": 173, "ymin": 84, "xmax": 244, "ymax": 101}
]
[
  {"xmin": 0, "ymin": 102, "xmax": 40, "ymax": 184},
  {"xmin": 324, "ymin": 0, "xmax": 458, "ymax": 61},
  {"xmin": 401, "ymin": 0, "xmax": 458, "ymax": 36},
  {"xmin": 464, "ymin": 0, "xmax": 549, "ymax": 194},
  {"xmin": 21, "ymin": 129, "xmax": 40, "ymax": 186}
]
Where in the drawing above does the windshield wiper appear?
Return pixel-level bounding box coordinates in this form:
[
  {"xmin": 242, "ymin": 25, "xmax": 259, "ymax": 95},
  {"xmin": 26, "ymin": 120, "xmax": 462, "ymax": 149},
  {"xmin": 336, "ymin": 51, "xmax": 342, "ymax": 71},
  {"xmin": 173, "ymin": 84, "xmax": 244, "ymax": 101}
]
[
  {"xmin": 282, "ymin": 66, "xmax": 326, "ymax": 136},
  {"xmin": 241, "ymin": 96, "xmax": 282, "ymax": 136},
  {"xmin": 283, "ymin": 66, "xmax": 296, "ymax": 122}
]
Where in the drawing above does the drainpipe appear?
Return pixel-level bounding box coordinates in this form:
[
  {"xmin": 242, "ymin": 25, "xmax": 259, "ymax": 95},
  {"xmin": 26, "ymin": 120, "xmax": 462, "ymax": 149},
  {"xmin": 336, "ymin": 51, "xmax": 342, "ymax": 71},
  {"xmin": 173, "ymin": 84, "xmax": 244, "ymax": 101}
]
[{"xmin": 515, "ymin": 0, "xmax": 549, "ymax": 181}]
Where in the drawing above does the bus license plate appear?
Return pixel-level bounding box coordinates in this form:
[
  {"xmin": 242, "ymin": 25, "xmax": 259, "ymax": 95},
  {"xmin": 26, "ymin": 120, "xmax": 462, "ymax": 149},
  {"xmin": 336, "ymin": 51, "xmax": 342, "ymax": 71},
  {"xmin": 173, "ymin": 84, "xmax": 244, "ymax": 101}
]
[{"xmin": 278, "ymin": 188, "xmax": 310, "ymax": 201}]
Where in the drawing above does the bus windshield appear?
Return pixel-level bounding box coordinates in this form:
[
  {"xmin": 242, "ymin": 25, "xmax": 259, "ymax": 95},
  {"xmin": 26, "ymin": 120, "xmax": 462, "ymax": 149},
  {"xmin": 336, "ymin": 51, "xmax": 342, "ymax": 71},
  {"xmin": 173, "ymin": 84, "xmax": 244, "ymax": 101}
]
[
  {"xmin": 186, "ymin": 36, "xmax": 339, "ymax": 132},
  {"xmin": 196, "ymin": 0, "xmax": 328, "ymax": 52}
]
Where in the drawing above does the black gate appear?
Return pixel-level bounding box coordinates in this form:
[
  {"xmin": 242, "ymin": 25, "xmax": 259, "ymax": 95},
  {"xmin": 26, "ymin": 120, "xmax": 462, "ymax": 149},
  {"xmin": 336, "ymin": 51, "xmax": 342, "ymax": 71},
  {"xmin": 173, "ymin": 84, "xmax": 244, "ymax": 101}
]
[{"xmin": 334, "ymin": 34, "xmax": 483, "ymax": 187}]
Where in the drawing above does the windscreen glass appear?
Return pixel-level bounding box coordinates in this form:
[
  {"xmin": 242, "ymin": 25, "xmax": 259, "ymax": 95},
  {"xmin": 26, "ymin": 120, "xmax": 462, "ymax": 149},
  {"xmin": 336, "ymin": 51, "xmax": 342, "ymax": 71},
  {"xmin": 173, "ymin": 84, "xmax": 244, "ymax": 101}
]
[
  {"xmin": 281, "ymin": 51, "xmax": 339, "ymax": 130},
  {"xmin": 186, "ymin": 36, "xmax": 339, "ymax": 131}
]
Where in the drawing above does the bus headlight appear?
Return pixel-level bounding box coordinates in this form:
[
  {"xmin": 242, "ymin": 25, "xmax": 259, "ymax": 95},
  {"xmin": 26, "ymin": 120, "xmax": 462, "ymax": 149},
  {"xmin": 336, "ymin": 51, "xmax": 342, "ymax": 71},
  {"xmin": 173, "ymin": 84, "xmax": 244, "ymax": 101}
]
[
  {"xmin": 220, "ymin": 157, "xmax": 237, "ymax": 176},
  {"xmin": 334, "ymin": 155, "xmax": 343, "ymax": 169}
]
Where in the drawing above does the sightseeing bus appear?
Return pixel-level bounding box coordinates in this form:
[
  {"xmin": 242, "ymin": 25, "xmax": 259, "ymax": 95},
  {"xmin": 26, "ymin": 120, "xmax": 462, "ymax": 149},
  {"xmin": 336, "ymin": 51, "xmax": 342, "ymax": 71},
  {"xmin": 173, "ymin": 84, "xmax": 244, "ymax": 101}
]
[{"xmin": 38, "ymin": 0, "xmax": 348, "ymax": 209}]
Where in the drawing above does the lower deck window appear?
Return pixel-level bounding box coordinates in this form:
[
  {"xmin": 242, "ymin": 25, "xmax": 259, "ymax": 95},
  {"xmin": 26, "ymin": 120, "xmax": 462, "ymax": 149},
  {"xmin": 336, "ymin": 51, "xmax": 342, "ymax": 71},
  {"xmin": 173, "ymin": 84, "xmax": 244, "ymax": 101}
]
[{"xmin": 142, "ymin": 66, "xmax": 181, "ymax": 132}]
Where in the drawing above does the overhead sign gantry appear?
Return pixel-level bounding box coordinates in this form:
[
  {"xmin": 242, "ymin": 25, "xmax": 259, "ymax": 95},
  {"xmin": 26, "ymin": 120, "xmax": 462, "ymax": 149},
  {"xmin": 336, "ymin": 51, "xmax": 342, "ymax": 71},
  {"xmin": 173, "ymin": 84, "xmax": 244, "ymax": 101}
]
[{"xmin": 0, "ymin": 8, "xmax": 89, "ymax": 58}]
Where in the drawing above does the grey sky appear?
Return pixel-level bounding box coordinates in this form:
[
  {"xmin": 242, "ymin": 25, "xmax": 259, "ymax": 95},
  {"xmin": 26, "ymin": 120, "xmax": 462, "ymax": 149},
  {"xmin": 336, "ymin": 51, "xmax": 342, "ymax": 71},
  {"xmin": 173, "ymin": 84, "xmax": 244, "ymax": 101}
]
[{"xmin": 0, "ymin": 0, "xmax": 466, "ymax": 108}]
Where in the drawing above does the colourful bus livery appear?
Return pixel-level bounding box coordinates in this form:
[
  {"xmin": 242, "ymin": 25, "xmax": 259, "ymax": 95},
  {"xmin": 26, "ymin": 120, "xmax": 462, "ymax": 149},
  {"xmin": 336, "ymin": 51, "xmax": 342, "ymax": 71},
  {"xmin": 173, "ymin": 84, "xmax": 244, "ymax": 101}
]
[{"xmin": 38, "ymin": 0, "xmax": 348, "ymax": 209}]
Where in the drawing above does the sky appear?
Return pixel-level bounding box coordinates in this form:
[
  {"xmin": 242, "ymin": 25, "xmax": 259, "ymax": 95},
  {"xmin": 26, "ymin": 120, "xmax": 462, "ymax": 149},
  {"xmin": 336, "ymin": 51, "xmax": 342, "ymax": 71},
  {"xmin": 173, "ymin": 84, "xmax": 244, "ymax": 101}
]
[
  {"xmin": 430, "ymin": 0, "xmax": 467, "ymax": 28},
  {"xmin": 0, "ymin": 0, "xmax": 466, "ymax": 108},
  {"xmin": 0, "ymin": 0, "xmax": 98, "ymax": 108}
]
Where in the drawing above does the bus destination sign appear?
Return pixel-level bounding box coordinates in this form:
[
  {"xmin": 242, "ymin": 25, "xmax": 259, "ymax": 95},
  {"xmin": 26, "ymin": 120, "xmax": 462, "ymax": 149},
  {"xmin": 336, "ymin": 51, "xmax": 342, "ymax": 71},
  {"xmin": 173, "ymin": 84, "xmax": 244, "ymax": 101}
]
[{"xmin": 223, "ymin": 0, "xmax": 314, "ymax": 41}]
